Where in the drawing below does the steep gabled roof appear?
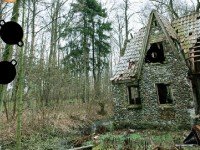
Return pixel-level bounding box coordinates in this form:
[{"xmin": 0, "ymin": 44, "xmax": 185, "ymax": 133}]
[
  {"xmin": 157, "ymin": 13, "xmax": 178, "ymax": 40},
  {"xmin": 172, "ymin": 12, "xmax": 200, "ymax": 55},
  {"xmin": 137, "ymin": 10, "xmax": 181, "ymax": 79},
  {"xmin": 111, "ymin": 10, "xmax": 179, "ymax": 83},
  {"xmin": 111, "ymin": 10, "xmax": 200, "ymax": 83},
  {"xmin": 110, "ymin": 28, "xmax": 145, "ymax": 83}
]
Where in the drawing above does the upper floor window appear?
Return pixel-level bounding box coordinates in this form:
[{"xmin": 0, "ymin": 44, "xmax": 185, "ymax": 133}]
[{"xmin": 145, "ymin": 42, "xmax": 165, "ymax": 63}]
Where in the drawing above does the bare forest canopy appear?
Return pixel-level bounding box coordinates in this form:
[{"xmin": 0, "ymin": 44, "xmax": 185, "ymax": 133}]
[{"xmin": 0, "ymin": 0, "xmax": 199, "ymax": 149}]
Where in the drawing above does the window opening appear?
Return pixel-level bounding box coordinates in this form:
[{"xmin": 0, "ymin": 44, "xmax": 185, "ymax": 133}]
[
  {"xmin": 145, "ymin": 42, "xmax": 165, "ymax": 63},
  {"xmin": 153, "ymin": 20, "xmax": 157, "ymax": 27},
  {"xmin": 128, "ymin": 60, "xmax": 135, "ymax": 69},
  {"xmin": 127, "ymin": 86, "xmax": 141, "ymax": 105},
  {"xmin": 156, "ymin": 83, "xmax": 172, "ymax": 104}
]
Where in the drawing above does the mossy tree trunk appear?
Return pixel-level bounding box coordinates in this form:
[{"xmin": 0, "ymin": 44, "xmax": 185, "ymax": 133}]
[
  {"xmin": 16, "ymin": 0, "xmax": 25, "ymax": 149},
  {"xmin": 0, "ymin": 0, "xmax": 20, "ymax": 110}
]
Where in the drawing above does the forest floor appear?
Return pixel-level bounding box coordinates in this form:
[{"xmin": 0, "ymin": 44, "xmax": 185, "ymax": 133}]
[
  {"xmin": 0, "ymin": 102, "xmax": 113, "ymax": 149},
  {"xmin": 0, "ymin": 102, "xmax": 198, "ymax": 150}
]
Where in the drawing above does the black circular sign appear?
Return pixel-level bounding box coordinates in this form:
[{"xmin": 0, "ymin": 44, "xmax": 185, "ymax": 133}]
[
  {"xmin": 0, "ymin": 20, "xmax": 23, "ymax": 47},
  {"xmin": 0, "ymin": 59, "xmax": 17, "ymax": 84}
]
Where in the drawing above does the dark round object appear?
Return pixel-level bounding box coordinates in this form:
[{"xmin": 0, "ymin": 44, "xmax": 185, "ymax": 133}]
[
  {"xmin": 0, "ymin": 20, "xmax": 23, "ymax": 47},
  {"xmin": 0, "ymin": 59, "xmax": 17, "ymax": 84}
]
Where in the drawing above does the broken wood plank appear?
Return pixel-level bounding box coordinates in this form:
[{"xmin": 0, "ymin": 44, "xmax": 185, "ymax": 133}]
[
  {"xmin": 189, "ymin": 50, "xmax": 200, "ymax": 54},
  {"xmin": 186, "ymin": 55, "xmax": 200, "ymax": 59},
  {"xmin": 175, "ymin": 144, "xmax": 197, "ymax": 147},
  {"xmin": 189, "ymin": 55, "xmax": 200, "ymax": 58},
  {"xmin": 67, "ymin": 145, "xmax": 93, "ymax": 150}
]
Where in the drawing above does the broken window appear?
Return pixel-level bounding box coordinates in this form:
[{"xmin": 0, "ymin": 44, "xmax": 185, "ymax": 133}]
[
  {"xmin": 156, "ymin": 83, "xmax": 173, "ymax": 104},
  {"xmin": 145, "ymin": 42, "xmax": 165, "ymax": 63},
  {"xmin": 127, "ymin": 86, "xmax": 141, "ymax": 105}
]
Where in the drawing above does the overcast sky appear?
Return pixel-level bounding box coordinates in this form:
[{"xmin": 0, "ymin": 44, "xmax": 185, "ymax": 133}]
[{"xmin": 100, "ymin": 0, "xmax": 196, "ymax": 66}]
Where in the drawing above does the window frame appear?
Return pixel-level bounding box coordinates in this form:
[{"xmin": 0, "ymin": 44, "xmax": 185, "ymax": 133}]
[
  {"xmin": 156, "ymin": 83, "xmax": 173, "ymax": 105},
  {"xmin": 127, "ymin": 86, "xmax": 141, "ymax": 105}
]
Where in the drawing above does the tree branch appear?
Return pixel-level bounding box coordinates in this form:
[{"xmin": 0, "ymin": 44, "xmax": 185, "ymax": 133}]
[{"xmin": 196, "ymin": 0, "xmax": 200, "ymax": 12}]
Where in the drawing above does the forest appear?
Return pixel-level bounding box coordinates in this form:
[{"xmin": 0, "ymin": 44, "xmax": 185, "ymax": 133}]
[{"xmin": 0, "ymin": 0, "xmax": 200, "ymax": 149}]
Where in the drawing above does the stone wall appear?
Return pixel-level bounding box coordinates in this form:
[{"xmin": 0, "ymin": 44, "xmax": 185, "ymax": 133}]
[{"xmin": 113, "ymin": 40, "xmax": 193, "ymax": 129}]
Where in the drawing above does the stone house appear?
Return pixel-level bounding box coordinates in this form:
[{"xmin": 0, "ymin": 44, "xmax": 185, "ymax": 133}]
[{"xmin": 110, "ymin": 10, "xmax": 200, "ymax": 128}]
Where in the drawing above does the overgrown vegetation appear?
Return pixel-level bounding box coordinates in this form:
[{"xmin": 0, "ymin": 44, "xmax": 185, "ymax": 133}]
[
  {"xmin": 0, "ymin": 0, "xmax": 200, "ymax": 149},
  {"xmin": 0, "ymin": 102, "xmax": 114, "ymax": 149},
  {"xmin": 0, "ymin": 103, "xmax": 196, "ymax": 150}
]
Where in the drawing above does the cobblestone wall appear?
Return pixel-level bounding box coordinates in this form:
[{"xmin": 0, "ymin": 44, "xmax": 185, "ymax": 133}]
[{"xmin": 113, "ymin": 41, "xmax": 193, "ymax": 129}]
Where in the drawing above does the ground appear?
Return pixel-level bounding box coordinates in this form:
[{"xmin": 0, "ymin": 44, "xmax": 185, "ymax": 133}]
[{"xmin": 0, "ymin": 102, "xmax": 199, "ymax": 150}]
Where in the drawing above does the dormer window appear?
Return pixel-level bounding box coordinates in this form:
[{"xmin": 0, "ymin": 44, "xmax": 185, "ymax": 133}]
[{"xmin": 145, "ymin": 42, "xmax": 165, "ymax": 63}]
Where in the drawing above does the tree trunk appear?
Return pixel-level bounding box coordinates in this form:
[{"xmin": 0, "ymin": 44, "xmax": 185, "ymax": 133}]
[
  {"xmin": 91, "ymin": 19, "xmax": 97, "ymax": 100},
  {"xmin": 83, "ymin": 15, "xmax": 89, "ymax": 103},
  {"xmin": 30, "ymin": 0, "xmax": 36, "ymax": 66},
  {"xmin": 119, "ymin": 0, "xmax": 129, "ymax": 57},
  {"xmin": 11, "ymin": 79, "xmax": 19, "ymax": 119},
  {"xmin": 16, "ymin": 0, "xmax": 25, "ymax": 148},
  {"xmin": 196, "ymin": 0, "xmax": 200, "ymax": 12},
  {"xmin": 168, "ymin": 0, "xmax": 179, "ymax": 19},
  {"xmin": 0, "ymin": 0, "xmax": 20, "ymax": 110}
]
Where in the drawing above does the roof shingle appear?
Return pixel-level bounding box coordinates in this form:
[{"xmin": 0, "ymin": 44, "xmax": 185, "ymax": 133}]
[
  {"xmin": 111, "ymin": 11, "xmax": 200, "ymax": 83},
  {"xmin": 110, "ymin": 28, "xmax": 145, "ymax": 82}
]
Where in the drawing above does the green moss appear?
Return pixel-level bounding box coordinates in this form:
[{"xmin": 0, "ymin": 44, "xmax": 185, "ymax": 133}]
[{"xmin": 129, "ymin": 133, "xmax": 142, "ymax": 139}]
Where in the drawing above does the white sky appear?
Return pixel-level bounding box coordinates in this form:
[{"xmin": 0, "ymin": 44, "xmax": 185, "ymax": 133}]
[
  {"xmin": 2, "ymin": 0, "xmax": 197, "ymax": 67},
  {"xmin": 99, "ymin": 0, "xmax": 197, "ymax": 66}
]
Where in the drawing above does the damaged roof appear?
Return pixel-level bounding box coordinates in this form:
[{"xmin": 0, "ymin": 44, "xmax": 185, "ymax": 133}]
[
  {"xmin": 110, "ymin": 28, "xmax": 145, "ymax": 82},
  {"xmin": 172, "ymin": 12, "xmax": 200, "ymax": 54},
  {"xmin": 111, "ymin": 10, "xmax": 200, "ymax": 83}
]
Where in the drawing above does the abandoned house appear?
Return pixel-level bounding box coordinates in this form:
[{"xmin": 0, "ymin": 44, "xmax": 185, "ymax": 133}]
[{"xmin": 110, "ymin": 10, "xmax": 200, "ymax": 128}]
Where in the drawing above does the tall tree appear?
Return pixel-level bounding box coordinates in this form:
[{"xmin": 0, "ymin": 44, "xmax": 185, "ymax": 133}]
[
  {"xmin": 64, "ymin": 0, "xmax": 112, "ymax": 102},
  {"xmin": 110, "ymin": 0, "xmax": 134, "ymax": 57},
  {"xmin": 0, "ymin": 0, "xmax": 21, "ymax": 109},
  {"xmin": 70, "ymin": 0, "xmax": 94, "ymax": 103},
  {"xmin": 16, "ymin": 0, "xmax": 26, "ymax": 148},
  {"xmin": 120, "ymin": 0, "xmax": 129, "ymax": 56},
  {"xmin": 94, "ymin": 19, "xmax": 111, "ymax": 99}
]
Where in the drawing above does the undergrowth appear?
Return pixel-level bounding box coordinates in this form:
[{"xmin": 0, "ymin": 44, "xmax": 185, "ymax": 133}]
[{"xmin": 0, "ymin": 102, "xmax": 114, "ymax": 149}]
